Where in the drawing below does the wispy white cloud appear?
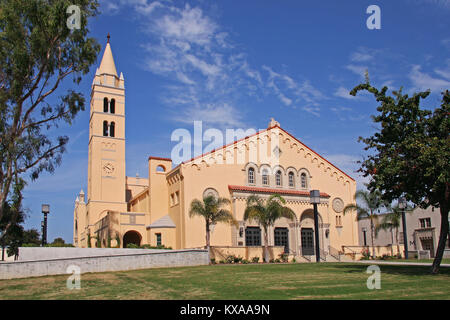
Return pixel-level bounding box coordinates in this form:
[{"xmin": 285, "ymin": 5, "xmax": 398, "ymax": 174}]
[
  {"xmin": 409, "ymin": 64, "xmax": 450, "ymax": 92},
  {"xmin": 334, "ymin": 86, "xmax": 357, "ymax": 100},
  {"xmin": 433, "ymin": 59, "xmax": 450, "ymax": 80},
  {"xmin": 173, "ymin": 102, "xmax": 245, "ymax": 128},
  {"xmin": 346, "ymin": 64, "xmax": 368, "ymax": 79},
  {"xmin": 262, "ymin": 65, "xmax": 325, "ymax": 111},
  {"xmin": 350, "ymin": 48, "xmax": 375, "ymax": 62},
  {"xmin": 103, "ymin": 1, "xmax": 327, "ymax": 122}
]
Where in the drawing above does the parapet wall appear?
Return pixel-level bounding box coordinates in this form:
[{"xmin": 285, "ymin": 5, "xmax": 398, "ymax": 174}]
[{"xmin": 0, "ymin": 249, "xmax": 209, "ymax": 279}]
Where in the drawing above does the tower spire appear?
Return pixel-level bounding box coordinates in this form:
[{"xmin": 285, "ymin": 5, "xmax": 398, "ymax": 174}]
[{"xmin": 98, "ymin": 34, "xmax": 117, "ymax": 76}]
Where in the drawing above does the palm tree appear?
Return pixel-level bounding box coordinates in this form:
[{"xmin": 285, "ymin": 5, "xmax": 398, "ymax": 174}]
[
  {"xmin": 376, "ymin": 204, "xmax": 413, "ymax": 256},
  {"xmin": 189, "ymin": 195, "xmax": 237, "ymax": 260},
  {"xmin": 244, "ymin": 194, "xmax": 296, "ymax": 262},
  {"xmin": 343, "ymin": 189, "xmax": 387, "ymax": 259}
]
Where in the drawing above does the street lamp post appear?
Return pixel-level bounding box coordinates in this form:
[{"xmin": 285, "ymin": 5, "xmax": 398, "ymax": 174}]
[
  {"xmin": 310, "ymin": 190, "xmax": 321, "ymax": 263},
  {"xmin": 398, "ymin": 197, "xmax": 408, "ymax": 259},
  {"xmin": 41, "ymin": 204, "xmax": 50, "ymax": 246}
]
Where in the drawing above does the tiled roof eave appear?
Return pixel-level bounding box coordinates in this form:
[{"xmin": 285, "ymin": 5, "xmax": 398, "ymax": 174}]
[{"xmin": 228, "ymin": 185, "xmax": 330, "ymax": 198}]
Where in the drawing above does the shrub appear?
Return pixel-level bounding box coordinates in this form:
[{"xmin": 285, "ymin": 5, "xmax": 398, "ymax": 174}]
[
  {"xmin": 291, "ymin": 258, "xmax": 296, "ymax": 263},
  {"xmin": 279, "ymin": 253, "xmax": 288, "ymax": 263},
  {"xmin": 241, "ymin": 259, "xmax": 250, "ymax": 264},
  {"xmin": 44, "ymin": 243, "xmax": 74, "ymax": 247},
  {"xmin": 224, "ymin": 254, "xmax": 243, "ymax": 264},
  {"xmin": 127, "ymin": 243, "xmax": 139, "ymax": 249},
  {"xmin": 22, "ymin": 243, "xmax": 39, "ymax": 247},
  {"xmin": 251, "ymin": 256, "xmax": 260, "ymax": 263},
  {"xmin": 360, "ymin": 248, "xmax": 371, "ymax": 260},
  {"xmin": 115, "ymin": 234, "xmax": 121, "ymax": 248},
  {"xmin": 210, "ymin": 258, "xmax": 216, "ymax": 264}
]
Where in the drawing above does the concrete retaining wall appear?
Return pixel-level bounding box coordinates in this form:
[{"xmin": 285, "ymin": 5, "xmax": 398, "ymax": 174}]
[
  {"xmin": 11, "ymin": 247, "xmax": 181, "ymax": 262},
  {"xmin": 0, "ymin": 249, "xmax": 209, "ymax": 279}
]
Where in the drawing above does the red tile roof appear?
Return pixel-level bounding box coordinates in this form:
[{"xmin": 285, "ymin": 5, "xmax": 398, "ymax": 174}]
[
  {"xmin": 228, "ymin": 185, "xmax": 330, "ymax": 198},
  {"xmin": 148, "ymin": 156, "xmax": 172, "ymax": 162}
]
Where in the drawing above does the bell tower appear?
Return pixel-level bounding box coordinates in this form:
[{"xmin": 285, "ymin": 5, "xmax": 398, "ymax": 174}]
[{"xmin": 87, "ymin": 35, "xmax": 127, "ymax": 223}]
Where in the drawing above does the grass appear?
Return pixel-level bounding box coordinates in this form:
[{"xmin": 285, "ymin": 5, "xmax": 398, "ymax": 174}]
[{"xmin": 0, "ymin": 263, "xmax": 449, "ymax": 300}]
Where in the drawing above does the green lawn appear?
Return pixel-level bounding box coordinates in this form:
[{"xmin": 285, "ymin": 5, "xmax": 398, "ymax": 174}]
[{"xmin": 0, "ymin": 263, "xmax": 449, "ymax": 300}]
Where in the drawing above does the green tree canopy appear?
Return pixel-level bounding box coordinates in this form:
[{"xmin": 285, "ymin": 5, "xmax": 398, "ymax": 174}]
[
  {"xmin": 351, "ymin": 81, "xmax": 449, "ymax": 273},
  {"xmin": 0, "ymin": 0, "xmax": 100, "ymax": 235}
]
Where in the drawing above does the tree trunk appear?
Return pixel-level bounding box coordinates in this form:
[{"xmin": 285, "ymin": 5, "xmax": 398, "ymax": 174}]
[
  {"xmin": 390, "ymin": 229, "xmax": 394, "ymax": 256},
  {"xmin": 206, "ymin": 221, "xmax": 211, "ymax": 264},
  {"xmin": 396, "ymin": 228, "xmax": 400, "ymax": 256},
  {"xmin": 431, "ymin": 204, "xmax": 449, "ymax": 274},
  {"xmin": 264, "ymin": 226, "xmax": 269, "ymax": 263},
  {"xmin": 370, "ymin": 218, "xmax": 376, "ymax": 259}
]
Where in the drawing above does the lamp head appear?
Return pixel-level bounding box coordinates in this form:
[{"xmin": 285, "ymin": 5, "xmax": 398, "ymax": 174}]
[
  {"xmin": 42, "ymin": 204, "xmax": 50, "ymax": 214},
  {"xmin": 398, "ymin": 197, "xmax": 406, "ymax": 209},
  {"xmin": 310, "ymin": 190, "xmax": 320, "ymax": 204}
]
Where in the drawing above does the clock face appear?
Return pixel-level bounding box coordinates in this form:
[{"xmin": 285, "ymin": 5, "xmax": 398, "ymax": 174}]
[{"xmin": 103, "ymin": 162, "xmax": 115, "ymax": 175}]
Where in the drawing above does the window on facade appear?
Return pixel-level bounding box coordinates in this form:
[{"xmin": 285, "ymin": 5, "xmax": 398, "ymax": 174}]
[
  {"xmin": 336, "ymin": 215, "xmax": 342, "ymax": 227},
  {"xmin": 274, "ymin": 228, "xmax": 289, "ymax": 253},
  {"xmin": 110, "ymin": 99, "xmax": 115, "ymax": 114},
  {"xmin": 103, "ymin": 121, "xmax": 108, "ymax": 136},
  {"xmin": 275, "ymin": 170, "xmax": 282, "ymax": 186},
  {"xmin": 103, "ymin": 98, "xmax": 108, "ymax": 112},
  {"xmin": 156, "ymin": 233, "xmax": 162, "ymax": 246},
  {"xmin": 109, "ymin": 122, "xmax": 115, "ymax": 137},
  {"xmin": 420, "ymin": 218, "xmax": 431, "ymax": 228},
  {"xmin": 245, "ymin": 227, "xmax": 261, "ymax": 246},
  {"xmin": 262, "ymin": 169, "xmax": 269, "ymax": 186},
  {"xmin": 288, "ymin": 172, "xmax": 295, "ymax": 187},
  {"xmin": 248, "ymin": 167, "xmax": 255, "ymax": 184},
  {"xmin": 301, "ymin": 173, "xmax": 307, "ymax": 188}
]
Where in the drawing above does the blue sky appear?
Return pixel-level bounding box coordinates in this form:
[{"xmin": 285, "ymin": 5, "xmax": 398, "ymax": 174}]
[{"xmin": 21, "ymin": 0, "xmax": 450, "ymax": 242}]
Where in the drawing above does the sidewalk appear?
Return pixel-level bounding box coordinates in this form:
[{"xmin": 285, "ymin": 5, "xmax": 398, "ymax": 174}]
[{"xmin": 354, "ymin": 260, "xmax": 450, "ymax": 267}]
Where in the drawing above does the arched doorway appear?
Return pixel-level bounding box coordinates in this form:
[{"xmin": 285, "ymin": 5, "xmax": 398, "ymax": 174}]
[
  {"xmin": 299, "ymin": 209, "xmax": 323, "ymax": 256},
  {"xmin": 123, "ymin": 230, "xmax": 142, "ymax": 248}
]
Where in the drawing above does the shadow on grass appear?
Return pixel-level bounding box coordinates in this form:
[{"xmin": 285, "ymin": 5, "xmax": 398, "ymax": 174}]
[{"xmin": 333, "ymin": 263, "xmax": 450, "ymax": 276}]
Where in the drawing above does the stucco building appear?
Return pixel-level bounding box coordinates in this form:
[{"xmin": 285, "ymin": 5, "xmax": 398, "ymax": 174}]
[
  {"xmin": 73, "ymin": 39, "xmax": 361, "ymax": 260},
  {"xmin": 358, "ymin": 206, "xmax": 450, "ymax": 258}
]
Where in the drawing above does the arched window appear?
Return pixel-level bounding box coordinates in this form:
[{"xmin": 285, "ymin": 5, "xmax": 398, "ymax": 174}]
[
  {"xmin": 156, "ymin": 165, "xmax": 165, "ymax": 172},
  {"xmin": 110, "ymin": 99, "xmax": 115, "ymax": 114},
  {"xmin": 301, "ymin": 173, "xmax": 307, "ymax": 189},
  {"xmin": 288, "ymin": 172, "xmax": 295, "ymax": 188},
  {"xmin": 109, "ymin": 122, "xmax": 115, "ymax": 137},
  {"xmin": 103, "ymin": 98, "xmax": 108, "ymax": 113},
  {"xmin": 248, "ymin": 167, "xmax": 255, "ymax": 184},
  {"xmin": 262, "ymin": 169, "xmax": 269, "ymax": 186},
  {"xmin": 103, "ymin": 121, "xmax": 108, "ymax": 136},
  {"xmin": 275, "ymin": 170, "xmax": 282, "ymax": 186}
]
